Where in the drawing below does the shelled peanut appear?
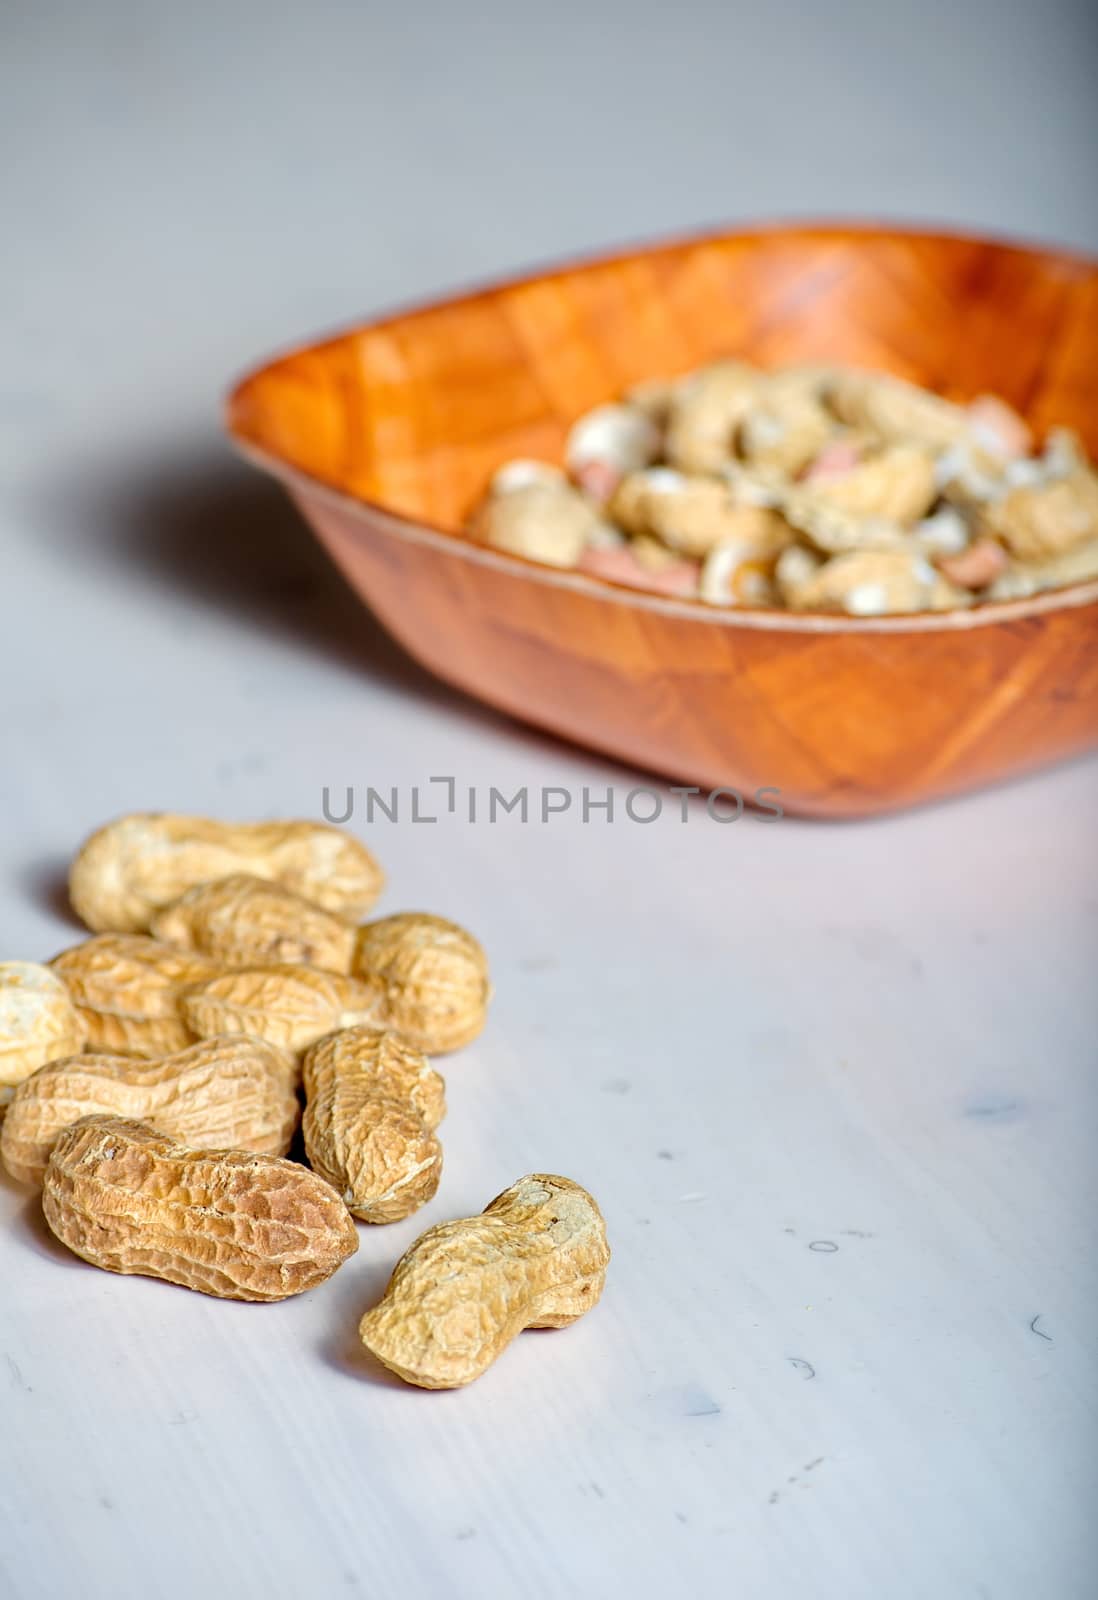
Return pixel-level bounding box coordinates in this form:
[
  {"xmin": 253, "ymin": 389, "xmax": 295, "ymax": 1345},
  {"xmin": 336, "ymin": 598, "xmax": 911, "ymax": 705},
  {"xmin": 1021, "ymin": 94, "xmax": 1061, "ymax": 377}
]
[{"xmin": 470, "ymin": 360, "xmax": 1098, "ymax": 615}]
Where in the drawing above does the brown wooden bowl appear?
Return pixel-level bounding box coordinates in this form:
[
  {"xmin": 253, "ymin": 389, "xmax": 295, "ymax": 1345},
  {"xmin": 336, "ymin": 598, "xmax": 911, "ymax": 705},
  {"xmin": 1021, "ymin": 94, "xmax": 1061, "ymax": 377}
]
[{"xmin": 226, "ymin": 222, "xmax": 1098, "ymax": 818}]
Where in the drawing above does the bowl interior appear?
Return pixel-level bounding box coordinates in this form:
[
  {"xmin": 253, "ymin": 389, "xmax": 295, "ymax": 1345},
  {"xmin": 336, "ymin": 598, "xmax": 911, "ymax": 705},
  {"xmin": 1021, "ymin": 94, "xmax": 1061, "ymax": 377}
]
[{"xmin": 227, "ymin": 224, "xmax": 1098, "ymax": 535}]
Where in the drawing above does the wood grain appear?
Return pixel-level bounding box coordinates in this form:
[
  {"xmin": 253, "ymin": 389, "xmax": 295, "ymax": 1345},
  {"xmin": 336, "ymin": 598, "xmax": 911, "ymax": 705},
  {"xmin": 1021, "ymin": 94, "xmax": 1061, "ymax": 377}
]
[{"xmin": 226, "ymin": 223, "xmax": 1098, "ymax": 817}]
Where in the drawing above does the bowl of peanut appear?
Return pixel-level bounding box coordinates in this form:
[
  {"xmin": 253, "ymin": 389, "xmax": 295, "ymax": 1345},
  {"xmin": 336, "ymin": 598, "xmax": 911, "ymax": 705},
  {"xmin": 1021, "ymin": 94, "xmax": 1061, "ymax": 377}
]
[{"xmin": 227, "ymin": 222, "xmax": 1098, "ymax": 817}]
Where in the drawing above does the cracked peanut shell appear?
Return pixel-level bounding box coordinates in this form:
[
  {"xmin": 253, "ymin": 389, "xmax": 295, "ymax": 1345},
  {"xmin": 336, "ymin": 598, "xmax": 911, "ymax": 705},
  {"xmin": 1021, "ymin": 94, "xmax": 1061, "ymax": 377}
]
[
  {"xmin": 303, "ymin": 1027, "xmax": 445, "ymax": 1223},
  {"xmin": 2, "ymin": 1034, "xmax": 299, "ymax": 1187},
  {"xmin": 43, "ymin": 1115, "xmax": 359, "ymax": 1301},
  {"xmin": 152, "ymin": 874, "xmax": 355, "ymax": 972},
  {"xmin": 69, "ymin": 813, "xmax": 384, "ymax": 934},
  {"xmin": 0, "ymin": 962, "xmax": 88, "ymax": 1104},
  {"xmin": 359, "ymin": 1174, "xmax": 610, "ymax": 1388}
]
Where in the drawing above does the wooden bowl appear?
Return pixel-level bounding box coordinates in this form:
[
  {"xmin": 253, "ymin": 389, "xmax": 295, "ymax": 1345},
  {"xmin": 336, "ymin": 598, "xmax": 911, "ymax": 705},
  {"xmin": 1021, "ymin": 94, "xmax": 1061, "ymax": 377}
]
[{"xmin": 226, "ymin": 222, "xmax": 1098, "ymax": 818}]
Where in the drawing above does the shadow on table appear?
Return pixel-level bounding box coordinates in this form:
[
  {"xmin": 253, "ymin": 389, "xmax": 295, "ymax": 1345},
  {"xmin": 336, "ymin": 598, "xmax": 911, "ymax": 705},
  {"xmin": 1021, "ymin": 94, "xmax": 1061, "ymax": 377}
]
[
  {"xmin": 317, "ymin": 1244, "xmax": 427, "ymax": 1392},
  {"xmin": 20, "ymin": 436, "xmax": 586, "ymax": 925},
  {"xmin": 2, "ymin": 1172, "xmax": 89, "ymax": 1271},
  {"xmin": 22, "ymin": 430, "xmax": 599, "ymax": 757},
  {"xmin": 47, "ymin": 439, "xmax": 486, "ymax": 705},
  {"xmin": 18, "ymin": 433, "xmax": 674, "ymax": 912},
  {"xmin": 19, "ymin": 860, "xmax": 82, "ymax": 932}
]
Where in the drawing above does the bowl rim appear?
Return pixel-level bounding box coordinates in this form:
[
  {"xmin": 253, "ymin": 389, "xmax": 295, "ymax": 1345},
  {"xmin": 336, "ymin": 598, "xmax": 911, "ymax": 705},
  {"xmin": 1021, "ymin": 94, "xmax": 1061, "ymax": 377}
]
[{"xmin": 225, "ymin": 216, "xmax": 1098, "ymax": 636}]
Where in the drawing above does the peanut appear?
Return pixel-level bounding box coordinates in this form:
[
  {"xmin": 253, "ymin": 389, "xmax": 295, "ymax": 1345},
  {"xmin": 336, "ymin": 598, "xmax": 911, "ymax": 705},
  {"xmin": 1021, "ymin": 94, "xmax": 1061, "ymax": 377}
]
[
  {"xmin": 664, "ymin": 360, "xmax": 759, "ymax": 473},
  {"xmin": 564, "ymin": 403, "xmax": 661, "ymax": 502},
  {"xmin": 913, "ymin": 506, "xmax": 969, "ymax": 556},
  {"xmin": 784, "ymin": 548, "xmax": 958, "ymax": 615},
  {"xmin": 69, "ymin": 813, "xmax": 384, "ymax": 934},
  {"xmin": 699, "ymin": 543, "xmax": 777, "ymax": 608},
  {"xmin": 937, "ymin": 536, "xmax": 1009, "ymax": 591},
  {"xmin": 966, "ymin": 394, "xmax": 1032, "ymax": 461},
  {"xmin": 476, "ymin": 360, "xmax": 1098, "ymax": 615},
  {"xmin": 0, "ymin": 962, "xmax": 87, "ymax": 1104},
  {"xmin": 471, "ymin": 478, "xmax": 606, "ymax": 568},
  {"xmin": 352, "ymin": 913, "xmax": 491, "ymax": 1054},
  {"xmin": 2, "ymin": 1035, "xmax": 299, "ymax": 1187},
  {"xmin": 779, "ymin": 492, "xmax": 906, "ymax": 555},
  {"xmin": 50, "ymin": 935, "xmax": 223, "ymax": 1058},
  {"xmin": 801, "ymin": 436, "xmax": 866, "ymax": 484},
  {"xmin": 829, "ymin": 368, "xmax": 977, "ymax": 452},
  {"xmin": 302, "ymin": 1027, "xmax": 445, "ymax": 1223},
  {"xmin": 488, "ymin": 459, "xmax": 568, "ymax": 495},
  {"xmin": 798, "ymin": 443, "xmax": 938, "ymax": 526},
  {"xmin": 981, "ymin": 470, "xmax": 1098, "ymax": 560},
  {"xmin": 578, "ymin": 541, "xmax": 700, "ymax": 598},
  {"xmin": 986, "ymin": 536, "xmax": 1098, "ymax": 600},
  {"xmin": 181, "ymin": 964, "xmax": 383, "ymax": 1059},
  {"xmin": 738, "ymin": 373, "xmax": 835, "ymax": 476},
  {"xmin": 610, "ymin": 469, "xmax": 790, "ymax": 559},
  {"xmin": 151, "ymin": 874, "xmax": 355, "ymax": 972},
  {"xmin": 774, "ymin": 542, "xmax": 822, "ymax": 603},
  {"xmin": 43, "ymin": 1115, "xmax": 358, "ymax": 1301},
  {"xmin": 358, "ymin": 1174, "xmax": 610, "ymax": 1388},
  {"xmin": 623, "ymin": 374, "xmax": 680, "ymax": 424}
]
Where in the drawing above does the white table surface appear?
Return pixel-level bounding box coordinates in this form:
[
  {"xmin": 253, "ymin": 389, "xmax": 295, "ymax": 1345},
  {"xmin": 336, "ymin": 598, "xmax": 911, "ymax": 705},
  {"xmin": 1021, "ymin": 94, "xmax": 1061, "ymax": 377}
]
[{"xmin": 3, "ymin": 4, "xmax": 1097, "ymax": 1596}]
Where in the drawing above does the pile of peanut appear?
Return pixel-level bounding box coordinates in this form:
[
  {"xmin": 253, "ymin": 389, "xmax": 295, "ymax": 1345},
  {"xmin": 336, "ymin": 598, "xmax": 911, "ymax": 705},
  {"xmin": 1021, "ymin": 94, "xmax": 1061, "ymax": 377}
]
[
  {"xmin": 1, "ymin": 813, "xmax": 609, "ymax": 1388},
  {"xmin": 471, "ymin": 362, "xmax": 1098, "ymax": 615}
]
